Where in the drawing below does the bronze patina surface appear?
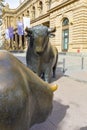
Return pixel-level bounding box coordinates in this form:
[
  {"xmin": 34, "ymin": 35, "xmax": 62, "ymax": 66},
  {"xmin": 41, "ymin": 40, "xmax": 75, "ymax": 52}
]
[{"xmin": 0, "ymin": 50, "xmax": 57, "ymax": 130}]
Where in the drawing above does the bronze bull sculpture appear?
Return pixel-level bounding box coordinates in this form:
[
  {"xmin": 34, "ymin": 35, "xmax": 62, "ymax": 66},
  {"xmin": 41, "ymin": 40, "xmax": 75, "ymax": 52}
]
[
  {"xmin": 0, "ymin": 50, "xmax": 58, "ymax": 130},
  {"xmin": 25, "ymin": 25, "xmax": 58, "ymax": 82}
]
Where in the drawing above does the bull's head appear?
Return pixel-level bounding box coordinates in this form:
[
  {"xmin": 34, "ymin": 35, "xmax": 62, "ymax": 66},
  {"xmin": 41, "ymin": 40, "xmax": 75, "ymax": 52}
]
[{"xmin": 25, "ymin": 25, "xmax": 56, "ymax": 55}]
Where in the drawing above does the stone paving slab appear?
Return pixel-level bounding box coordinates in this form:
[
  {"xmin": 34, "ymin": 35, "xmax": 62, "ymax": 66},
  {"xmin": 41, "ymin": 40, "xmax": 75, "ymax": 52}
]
[
  {"xmin": 30, "ymin": 77, "xmax": 87, "ymax": 130},
  {"xmin": 64, "ymin": 70, "xmax": 87, "ymax": 83}
]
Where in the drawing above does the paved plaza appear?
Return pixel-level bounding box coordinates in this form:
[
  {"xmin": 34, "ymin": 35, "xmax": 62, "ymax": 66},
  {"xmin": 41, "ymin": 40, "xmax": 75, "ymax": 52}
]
[{"xmin": 13, "ymin": 51, "xmax": 87, "ymax": 130}]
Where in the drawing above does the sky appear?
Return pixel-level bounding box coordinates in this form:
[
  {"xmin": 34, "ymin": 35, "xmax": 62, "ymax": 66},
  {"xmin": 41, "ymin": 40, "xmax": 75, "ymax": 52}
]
[{"xmin": 5, "ymin": 0, "xmax": 20, "ymax": 9}]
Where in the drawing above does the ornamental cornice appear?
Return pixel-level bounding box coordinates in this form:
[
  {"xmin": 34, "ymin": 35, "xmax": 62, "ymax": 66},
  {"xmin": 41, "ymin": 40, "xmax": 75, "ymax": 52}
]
[
  {"xmin": 48, "ymin": 0, "xmax": 79, "ymax": 13},
  {"xmin": 31, "ymin": 12, "xmax": 50, "ymax": 24}
]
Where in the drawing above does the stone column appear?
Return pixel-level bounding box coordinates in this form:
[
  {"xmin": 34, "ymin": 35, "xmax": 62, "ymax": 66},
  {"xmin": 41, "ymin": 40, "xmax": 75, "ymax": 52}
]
[
  {"xmin": 19, "ymin": 35, "xmax": 23, "ymax": 50},
  {"xmin": 9, "ymin": 38, "xmax": 14, "ymax": 50},
  {"xmin": 24, "ymin": 35, "xmax": 28, "ymax": 51},
  {"xmin": 6, "ymin": 16, "xmax": 8, "ymax": 28},
  {"xmin": 8, "ymin": 16, "xmax": 11, "ymax": 27},
  {"xmin": 15, "ymin": 32, "xmax": 18, "ymax": 50}
]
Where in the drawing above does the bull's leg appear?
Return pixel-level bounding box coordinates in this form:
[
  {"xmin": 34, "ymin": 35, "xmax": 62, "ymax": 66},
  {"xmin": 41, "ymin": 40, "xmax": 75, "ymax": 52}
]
[
  {"xmin": 44, "ymin": 68, "xmax": 52, "ymax": 83},
  {"xmin": 52, "ymin": 51, "xmax": 58, "ymax": 78},
  {"xmin": 53, "ymin": 66, "xmax": 56, "ymax": 78},
  {"xmin": 52, "ymin": 61, "xmax": 58, "ymax": 78}
]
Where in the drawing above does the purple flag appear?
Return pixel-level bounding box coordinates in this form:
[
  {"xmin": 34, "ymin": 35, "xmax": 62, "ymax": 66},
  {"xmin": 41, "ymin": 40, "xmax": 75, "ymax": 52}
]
[
  {"xmin": 17, "ymin": 22, "xmax": 24, "ymax": 35},
  {"xmin": 8, "ymin": 27, "xmax": 13, "ymax": 38}
]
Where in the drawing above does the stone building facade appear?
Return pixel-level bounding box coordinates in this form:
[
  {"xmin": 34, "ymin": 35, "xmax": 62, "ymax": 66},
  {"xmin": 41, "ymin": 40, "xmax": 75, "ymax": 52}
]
[{"xmin": 2, "ymin": 0, "xmax": 87, "ymax": 52}]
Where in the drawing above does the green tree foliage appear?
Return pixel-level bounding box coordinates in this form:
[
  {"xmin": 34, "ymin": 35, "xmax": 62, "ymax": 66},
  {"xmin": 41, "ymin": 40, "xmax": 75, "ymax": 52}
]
[
  {"xmin": 0, "ymin": 0, "xmax": 5, "ymax": 25},
  {"xmin": 0, "ymin": 0, "xmax": 5, "ymax": 7}
]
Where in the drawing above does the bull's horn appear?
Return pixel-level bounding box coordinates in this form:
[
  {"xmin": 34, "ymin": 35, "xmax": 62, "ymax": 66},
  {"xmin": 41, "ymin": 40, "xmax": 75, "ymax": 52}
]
[
  {"xmin": 25, "ymin": 27, "xmax": 32, "ymax": 33},
  {"xmin": 50, "ymin": 84, "xmax": 58, "ymax": 92},
  {"xmin": 48, "ymin": 27, "xmax": 56, "ymax": 33}
]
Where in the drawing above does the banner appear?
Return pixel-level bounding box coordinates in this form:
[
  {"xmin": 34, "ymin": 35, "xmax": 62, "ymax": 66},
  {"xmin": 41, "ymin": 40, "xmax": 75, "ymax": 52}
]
[
  {"xmin": 8, "ymin": 27, "xmax": 13, "ymax": 38},
  {"xmin": 23, "ymin": 17, "xmax": 30, "ymax": 29},
  {"xmin": 5, "ymin": 27, "xmax": 13, "ymax": 39},
  {"xmin": 17, "ymin": 22, "xmax": 24, "ymax": 36}
]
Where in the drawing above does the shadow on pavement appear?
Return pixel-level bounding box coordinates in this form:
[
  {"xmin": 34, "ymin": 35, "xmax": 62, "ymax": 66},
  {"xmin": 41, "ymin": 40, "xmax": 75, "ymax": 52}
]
[
  {"xmin": 30, "ymin": 100, "xmax": 69, "ymax": 130},
  {"xmin": 48, "ymin": 100, "xmax": 69, "ymax": 130},
  {"xmin": 79, "ymin": 127, "xmax": 87, "ymax": 130},
  {"xmin": 51, "ymin": 67, "xmax": 64, "ymax": 82}
]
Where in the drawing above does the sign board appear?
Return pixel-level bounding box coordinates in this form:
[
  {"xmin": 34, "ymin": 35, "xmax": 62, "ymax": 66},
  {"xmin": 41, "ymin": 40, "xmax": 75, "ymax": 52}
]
[
  {"xmin": 17, "ymin": 22, "xmax": 24, "ymax": 35},
  {"xmin": 23, "ymin": 17, "xmax": 30, "ymax": 30}
]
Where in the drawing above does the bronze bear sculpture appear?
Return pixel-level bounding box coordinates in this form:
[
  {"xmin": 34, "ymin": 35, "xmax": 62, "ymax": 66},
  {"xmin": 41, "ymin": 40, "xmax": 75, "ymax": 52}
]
[
  {"xmin": 25, "ymin": 25, "xmax": 58, "ymax": 82},
  {"xmin": 0, "ymin": 50, "xmax": 57, "ymax": 130}
]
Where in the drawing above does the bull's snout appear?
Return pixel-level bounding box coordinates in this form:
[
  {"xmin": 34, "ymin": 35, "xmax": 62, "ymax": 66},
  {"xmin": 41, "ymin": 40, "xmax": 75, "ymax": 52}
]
[{"xmin": 35, "ymin": 47, "xmax": 43, "ymax": 55}]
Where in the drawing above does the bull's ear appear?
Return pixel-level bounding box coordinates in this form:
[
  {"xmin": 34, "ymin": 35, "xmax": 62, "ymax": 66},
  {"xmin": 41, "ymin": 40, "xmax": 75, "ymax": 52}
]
[
  {"xmin": 48, "ymin": 27, "xmax": 56, "ymax": 33},
  {"xmin": 25, "ymin": 27, "xmax": 32, "ymax": 33}
]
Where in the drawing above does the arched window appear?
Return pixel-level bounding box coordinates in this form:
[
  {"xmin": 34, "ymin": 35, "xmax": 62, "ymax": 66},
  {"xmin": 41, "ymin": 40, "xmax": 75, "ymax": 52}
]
[
  {"xmin": 62, "ymin": 18, "xmax": 69, "ymax": 51},
  {"xmin": 18, "ymin": 17, "xmax": 20, "ymax": 20},
  {"xmin": 62, "ymin": 18, "xmax": 69, "ymax": 26},
  {"xmin": 32, "ymin": 6, "xmax": 35, "ymax": 19},
  {"xmin": 49, "ymin": 0, "xmax": 52, "ymax": 9},
  {"xmin": 22, "ymin": 14, "xmax": 24, "ymax": 17},
  {"xmin": 18, "ymin": 17, "xmax": 20, "ymax": 21},
  {"xmin": 38, "ymin": 1, "xmax": 43, "ymax": 15},
  {"xmin": 22, "ymin": 14, "xmax": 24, "ymax": 20},
  {"xmin": 39, "ymin": 1, "xmax": 43, "ymax": 10},
  {"xmin": 27, "ymin": 10, "xmax": 29, "ymax": 17}
]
